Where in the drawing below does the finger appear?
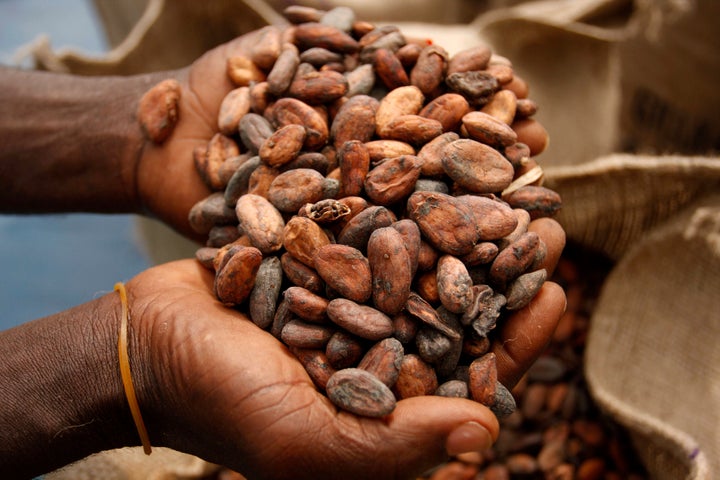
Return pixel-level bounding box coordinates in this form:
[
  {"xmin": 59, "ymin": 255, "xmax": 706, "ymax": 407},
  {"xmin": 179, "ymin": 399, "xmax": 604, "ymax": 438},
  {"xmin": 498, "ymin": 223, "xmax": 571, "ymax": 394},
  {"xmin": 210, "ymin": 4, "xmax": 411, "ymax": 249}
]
[
  {"xmin": 492, "ymin": 281, "xmax": 566, "ymax": 388},
  {"xmin": 314, "ymin": 396, "xmax": 500, "ymax": 480},
  {"xmin": 528, "ymin": 217, "xmax": 565, "ymax": 277}
]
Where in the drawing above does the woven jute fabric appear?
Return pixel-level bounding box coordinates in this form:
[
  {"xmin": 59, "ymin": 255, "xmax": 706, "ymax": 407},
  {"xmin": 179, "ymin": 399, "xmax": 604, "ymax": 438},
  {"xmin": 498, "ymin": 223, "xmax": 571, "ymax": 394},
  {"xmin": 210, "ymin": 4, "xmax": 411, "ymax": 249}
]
[{"xmin": 584, "ymin": 192, "xmax": 720, "ymax": 479}]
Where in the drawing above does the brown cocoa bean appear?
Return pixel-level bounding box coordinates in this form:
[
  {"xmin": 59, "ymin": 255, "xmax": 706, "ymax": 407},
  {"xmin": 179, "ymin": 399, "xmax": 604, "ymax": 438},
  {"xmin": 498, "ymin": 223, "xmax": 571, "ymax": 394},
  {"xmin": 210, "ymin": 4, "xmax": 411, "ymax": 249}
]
[
  {"xmin": 460, "ymin": 242, "xmax": 500, "ymax": 267},
  {"xmin": 435, "ymin": 380, "xmax": 469, "ymax": 398},
  {"xmin": 288, "ymin": 69, "xmax": 349, "ymax": 104},
  {"xmin": 468, "ymin": 352, "xmax": 498, "ymax": 407},
  {"xmin": 416, "ymin": 326, "xmax": 452, "ymax": 364},
  {"xmin": 267, "ymin": 168, "xmax": 326, "ymax": 213},
  {"xmin": 313, "ymin": 244, "xmax": 372, "ymax": 303},
  {"xmin": 336, "ymin": 205, "xmax": 396, "ymax": 251},
  {"xmin": 374, "ymin": 48, "xmax": 410, "ymax": 90},
  {"xmin": 489, "ymin": 231, "xmax": 541, "ymax": 289},
  {"xmin": 326, "ymin": 330, "xmax": 365, "ymax": 369},
  {"xmin": 283, "ymin": 286, "xmax": 329, "ymax": 323},
  {"xmin": 283, "ymin": 216, "xmax": 331, "ymax": 267},
  {"xmin": 189, "ymin": 192, "xmax": 237, "ymax": 235},
  {"xmin": 337, "ymin": 139, "xmax": 370, "ymax": 197},
  {"xmin": 281, "ymin": 319, "xmax": 335, "ymax": 348},
  {"xmin": 410, "ymin": 45, "xmax": 448, "ymax": 96},
  {"xmin": 419, "ymin": 93, "xmax": 470, "ymax": 133},
  {"xmin": 375, "ymin": 85, "xmax": 425, "ymax": 137},
  {"xmin": 137, "ymin": 79, "xmax": 181, "ymax": 144},
  {"xmin": 367, "ymin": 227, "xmax": 413, "ymax": 315},
  {"xmin": 196, "ymin": 133, "xmax": 240, "ymax": 191},
  {"xmin": 436, "ymin": 255, "xmax": 474, "ymax": 314},
  {"xmin": 505, "ymin": 268, "xmax": 547, "ymax": 311},
  {"xmin": 326, "ymin": 368, "xmax": 396, "ymax": 417},
  {"xmin": 246, "ymin": 25, "xmax": 280, "ymax": 67},
  {"xmin": 379, "ymin": 114, "xmax": 444, "ymax": 146},
  {"xmin": 290, "ymin": 347, "xmax": 336, "ymax": 391},
  {"xmin": 357, "ymin": 337, "xmax": 404, "ymax": 387},
  {"xmin": 462, "ymin": 111, "xmax": 518, "ymax": 148},
  {"xmin": 406, "ymin": 191, "xmax": 478, "ymax": 256},
  {"xmin": 267, "ymin": 43, "xmax": 300, "ymax": 96},
  {"xmin": 239, "ymin": 113, "xmax": 274, "ymax": 154},
  {"xmin": 272, "ymin": 97, "xmax": 329, "ymax": 150},
  {"xmin": 364, "ymin": 139, "xmax": 416, "ymax": 163},
  {"xmin": 330, "ymin": 95, "xmax": 379, "ymax": 148},
  {"xmin": 392, "ymin": 312, "xmax": 419, "ymax": 344},
  {"xmin": 502, "ymin": 185, "xmax": 562, "ymax": 220},
  {"xmin": 364, "ymin": 154, "xmax": 421, "ymax": 206},
  {"xmin": 447, "ymin": 45, "xmax": 492, "ymax": 75},
  {"xmin": 218, "ymin": 87, "xmax": 251, "ymax": 136},
  {"xmin": 345, "ymin": 63, "xmax": 376, "ymax": 97},
  {"xmin": 283, "ymin": 6, "xmax": 323, "ymax": 24},
  {"xmin": 441, "ymin": 139, "xmax": 514, "ymax": 194},
  {"xmin": 405, "ymin": 292, "xmax": 461, "ymax": 341},
  {"xmin": 248, "ymin": 256, "xmax": 284, "ymax": 329},
  {"xmin": 235, "ymin": 193, "xmax": 285, "ymax": 254},
  {"xmin": 512, "ymin": 118, "xmax": 548, "ymax": 156},
  {"xmin": 226, "ymin": 55, "xmax": 265, "ymax": 86},
  {"xmin": 293, "ymin": 23, "xmax": 360, "ymax": 54},
  {"xmin": 480, "ymin": 89, "xmax": 517, "ymax": 126},
  {"xmin": 326, "ymin": 298, "xmax": 394, "ymax": 340},
  {"xmin": 214, "ymin": 246, "xmax": 263, "ymax": 305},
  {"xmin": 391, "ymin": 218, "xmax": 421, "ymax": 276},
  {"xmin": 393, "ymin": 353, "xmax": 438, "ymax": 399},
  {"xmin": 417, "ymin": 132, "xmax": 459, "ymax": 178},
  {"xmin": 445, "ymin": 71, "xmax": 498, "ymax": 107},
  {"xmin": 281, "ymin": 252, "xmax": 325, "ymax": 294},
  {"xmin": 246, "ymin": 164, "xmax": 279, "ymax": 198},
  {"xmin": 259, "ymin": 124, "xmax": 307, "ymax": 168},
  {"xmin": 457, "ymin": 194, "xmax": 518, "ymax": 241}
]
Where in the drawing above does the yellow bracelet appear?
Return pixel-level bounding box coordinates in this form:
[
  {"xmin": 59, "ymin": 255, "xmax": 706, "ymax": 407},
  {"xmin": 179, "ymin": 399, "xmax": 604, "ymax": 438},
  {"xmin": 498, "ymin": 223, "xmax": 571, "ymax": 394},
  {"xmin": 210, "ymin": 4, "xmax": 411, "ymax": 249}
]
[{"xmin": 114, "ymin": 282, "xmax": 152, "ymax": 455}]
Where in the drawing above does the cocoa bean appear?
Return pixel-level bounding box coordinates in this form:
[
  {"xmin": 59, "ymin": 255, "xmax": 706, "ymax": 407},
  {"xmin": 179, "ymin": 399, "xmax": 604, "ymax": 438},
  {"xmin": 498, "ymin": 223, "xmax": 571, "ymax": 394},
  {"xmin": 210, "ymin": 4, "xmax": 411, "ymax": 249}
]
[
  {"xmin": 235, "ymin": 193, "xmax": 285, "ymax": 254},
  {"xmin": 313, "ymin": 244, "xmax": 372, "ymax": 303},
  {"xmin": 326, "ymin": 298, "xmax": 394, "ymax": 341},
  {"xmin": 326, "ymin": 368, "xmax": 396, "ymax": 417},
  {"xmin": 137, "ymin": 79, "xmax": 181, "ymax": 143},
  {"xmin": 367, "ymin": 227, "xmax": 412, "ymax": 315}
]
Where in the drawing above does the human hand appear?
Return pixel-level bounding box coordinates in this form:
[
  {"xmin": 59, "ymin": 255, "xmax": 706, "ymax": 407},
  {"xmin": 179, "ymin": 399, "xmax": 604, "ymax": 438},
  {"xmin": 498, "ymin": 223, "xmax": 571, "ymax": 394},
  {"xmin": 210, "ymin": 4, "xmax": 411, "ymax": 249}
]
[
  {"xmin": 133, "ymin": 27, "xmax": 284, "ymax": 239},
  {"xmin": 122, "ymin": 219, "xmax": 565, "ymax": 480}
]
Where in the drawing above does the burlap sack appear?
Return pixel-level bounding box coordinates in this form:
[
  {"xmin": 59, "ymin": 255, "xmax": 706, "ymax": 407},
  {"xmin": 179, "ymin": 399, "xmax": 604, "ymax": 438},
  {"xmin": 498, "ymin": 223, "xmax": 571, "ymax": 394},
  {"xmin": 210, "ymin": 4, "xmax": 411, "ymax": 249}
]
[
  {"xmin": 44, "ymin": 447, "xmax": 220, "ymax": 480},
  {"xmin": 584, "ymin": 191, "xmax": 720, "ymax": 480},
  {"xmin": 19, "ymin": 0, "xmax": 719, "ymax": 478}
]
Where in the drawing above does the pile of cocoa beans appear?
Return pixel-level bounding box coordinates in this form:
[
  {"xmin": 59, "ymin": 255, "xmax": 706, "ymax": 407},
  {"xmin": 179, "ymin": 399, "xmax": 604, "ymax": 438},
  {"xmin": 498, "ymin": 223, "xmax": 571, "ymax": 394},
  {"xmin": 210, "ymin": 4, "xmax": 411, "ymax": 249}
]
[
  {"xmin": 415, "ymin": 248, "xmax": 649, "ymax": 479},
  {"xmin": 181, "ymin": 5, "xmax": 562, "ymax": 418}
]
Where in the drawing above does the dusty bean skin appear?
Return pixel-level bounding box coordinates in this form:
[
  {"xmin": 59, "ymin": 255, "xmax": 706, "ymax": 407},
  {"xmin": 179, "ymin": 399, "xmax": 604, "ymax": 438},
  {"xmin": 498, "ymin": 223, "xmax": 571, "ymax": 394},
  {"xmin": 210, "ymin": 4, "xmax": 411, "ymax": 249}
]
[{"xmin": 183, "ymin": 6, "xmax": 566, "ymax": 430}]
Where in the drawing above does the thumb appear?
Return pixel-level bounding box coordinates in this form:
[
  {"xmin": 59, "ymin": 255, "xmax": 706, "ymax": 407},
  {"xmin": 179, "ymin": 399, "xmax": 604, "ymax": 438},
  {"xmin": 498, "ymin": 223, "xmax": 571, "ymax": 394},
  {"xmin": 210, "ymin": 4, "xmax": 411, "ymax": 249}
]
[{"xmin": 366, "ymin": 395, "xmax": 499, "ymax": 478}]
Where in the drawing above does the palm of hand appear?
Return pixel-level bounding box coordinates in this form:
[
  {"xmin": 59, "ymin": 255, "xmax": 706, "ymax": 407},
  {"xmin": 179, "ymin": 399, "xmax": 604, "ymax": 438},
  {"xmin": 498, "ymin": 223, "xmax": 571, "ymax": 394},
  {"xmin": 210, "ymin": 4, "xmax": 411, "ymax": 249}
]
[
  {"xmin": 128, "ymin": 260, "xmax": 501, "ymax": 480},
  {"xmin": 135, "ymin": 29, "xmax": 275, "ymax": 238}
]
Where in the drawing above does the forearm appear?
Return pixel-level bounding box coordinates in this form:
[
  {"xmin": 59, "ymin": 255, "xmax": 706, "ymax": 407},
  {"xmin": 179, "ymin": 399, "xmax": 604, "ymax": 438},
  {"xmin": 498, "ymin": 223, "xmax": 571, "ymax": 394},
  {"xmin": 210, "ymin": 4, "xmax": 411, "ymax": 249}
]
[
  {"xmin": 0, "ymin": 292, "xmax": 137, "ymax": 478},
  {"xmin": 0, "ymin": 66, "xmax": 165, "ymax": 214}
]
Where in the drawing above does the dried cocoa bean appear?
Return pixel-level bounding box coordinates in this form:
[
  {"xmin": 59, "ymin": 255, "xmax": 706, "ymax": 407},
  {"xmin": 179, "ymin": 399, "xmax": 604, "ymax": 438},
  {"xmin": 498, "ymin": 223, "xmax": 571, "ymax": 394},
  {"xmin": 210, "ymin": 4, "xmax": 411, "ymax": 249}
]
[
  {"xmin": 326, "ymin": 368, "xmax": 396, "ymax": 418},
  {"xmin": 235, "ymin": 193, "xmax": 285, "ymax": 254},
  {"xmin": 138, "ymin": 79, "xmax": 181, "ymax": 143},
  {"xmin": 326, "ymin": 298, "xmax": 394, "ymax": 341},
  {"xmin": 283, "ymin": 216, "xmax": 331, "ymax": 267},
  {"xmin": 367, "ymin": 227, "xmax": 413, "ymax": 316},
  {"xmin": 313, "ymin": 244, "xmax": 372, "ymax": 303}
]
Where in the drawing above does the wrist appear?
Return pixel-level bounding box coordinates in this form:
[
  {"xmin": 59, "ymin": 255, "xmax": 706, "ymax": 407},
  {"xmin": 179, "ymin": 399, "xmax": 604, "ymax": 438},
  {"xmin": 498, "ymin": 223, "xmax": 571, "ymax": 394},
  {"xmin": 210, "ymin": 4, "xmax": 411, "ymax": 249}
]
[
  {"xmin": 0, "ymin": 67, "xmax": 173, "ymax": 215},
  {"xmin": 0, "ymin": 290, "xmax": 140, "ymax": 477}
]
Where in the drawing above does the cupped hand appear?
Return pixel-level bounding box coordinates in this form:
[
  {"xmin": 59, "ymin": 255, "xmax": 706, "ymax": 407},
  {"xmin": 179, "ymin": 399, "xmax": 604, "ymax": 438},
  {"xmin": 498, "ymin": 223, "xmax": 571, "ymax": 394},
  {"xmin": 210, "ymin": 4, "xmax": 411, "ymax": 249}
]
[
  {"xmin": 121, "ymin": 218, "xmax": 565, "ymax": 480},
  {"xmin": 134, "ymin": 27, "xmax": 283, "ymax": 239}
]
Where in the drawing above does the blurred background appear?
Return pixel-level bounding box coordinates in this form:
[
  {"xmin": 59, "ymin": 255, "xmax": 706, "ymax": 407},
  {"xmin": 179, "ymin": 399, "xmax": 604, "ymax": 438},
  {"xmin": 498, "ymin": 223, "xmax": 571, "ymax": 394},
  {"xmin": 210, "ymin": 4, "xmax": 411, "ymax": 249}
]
[{"xmin": 0, "ymin": 0, "xmax": 152, "ymax": 330}]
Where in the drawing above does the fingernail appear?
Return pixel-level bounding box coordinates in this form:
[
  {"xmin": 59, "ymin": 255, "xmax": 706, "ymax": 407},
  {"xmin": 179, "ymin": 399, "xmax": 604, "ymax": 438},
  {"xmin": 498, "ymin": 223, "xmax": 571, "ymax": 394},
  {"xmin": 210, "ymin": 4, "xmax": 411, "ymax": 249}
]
[{"xmin": 445, "ymin": 421, "xmax": 493, "ymax": 457}]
